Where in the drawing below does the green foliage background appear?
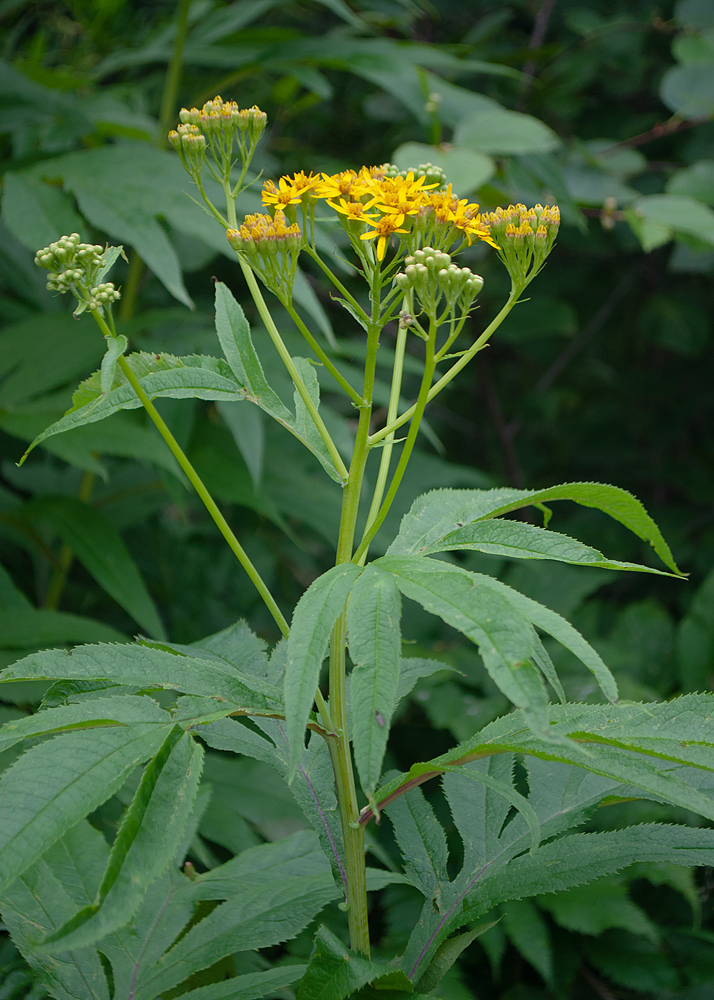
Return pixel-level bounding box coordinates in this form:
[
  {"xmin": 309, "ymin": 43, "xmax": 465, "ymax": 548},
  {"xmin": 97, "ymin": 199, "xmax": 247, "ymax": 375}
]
[{"xmin": 1, "ymin": 0, "xmax": 714, "ymax": 997}]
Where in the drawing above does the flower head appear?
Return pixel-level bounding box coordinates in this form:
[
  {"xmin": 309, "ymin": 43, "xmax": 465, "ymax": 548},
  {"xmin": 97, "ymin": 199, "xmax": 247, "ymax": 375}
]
[
  {"xmin": 227, "ymin": 210, "xmax": 303, "ymax": 302},
  {"xmin": 481, "ymin": 203, "xmax": 560, "ymax": 286}
]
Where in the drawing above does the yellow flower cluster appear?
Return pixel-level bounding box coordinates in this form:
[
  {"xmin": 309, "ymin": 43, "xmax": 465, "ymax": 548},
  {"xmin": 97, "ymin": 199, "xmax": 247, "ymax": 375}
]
[
  {"xmin": 260, "ymin": 165, "xmax": 497, "ymax": 261},
  {"xmin": 227, "ymin": 210, "xmax": 302, "ymax": 251},
  {"xmin": 226, "ymin": 211, "xmax": 303, "ymax": 303},
  {"xmin": 480, "ymin": 203, "xmax": 561, "ymax": 286}
]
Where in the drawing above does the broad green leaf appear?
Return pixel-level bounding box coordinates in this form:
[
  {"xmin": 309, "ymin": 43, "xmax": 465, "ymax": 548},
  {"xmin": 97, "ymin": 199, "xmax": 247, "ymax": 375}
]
[
  {"xmin": 0, "ymin": 711, "xmax": 170, "ymax": 892},
  {"xmin": 218, "ymin": 399, "xmax": 264, "ymax": 487},
  {"xmin": 537, "ymin": 876, "xmax": 658, "ymax": 941},
  {"xmin": 0, "ymin": 821, "xmax": 112, "ymax": 1000},
  {"xmin": 421, "ymin": 518, "xmax": 676, "ymax": 577},
  {"xmin": 132, "ymin": 875, "xmax": 337, "ymax": 1000},
  {"xmin": 40, "ymin": 727, "xmax": 203, "ymax": 952},
  {"xmin": 387, "ymin": 483, "xmax": 682, "ymax": 575},
  {"xmin": 24, "ymin": 496, "xmax": 165, "ymax": 640},
  {"xmin": 285, "ymin": 563, "xmax": 363, "ymax": 779},
  {"xmin": 0, "ymin": 608, "xmax": 125, "ymax": 647},
  {"xmin": 0, "ymin": 694, "xmax": 161, "ymax": 754},
  {"xmin": 0, "ymin": 562, "xmax": 31, "ymax": 611},
  {"xmin": 19, "ymin": 352, "xmax": 245, "ymax": 464},
  {"xmin": 502, "ymin": 900, "xmax": 553, "ymax": 985},
  {"xmin": 174, "ymin": 966, "xmax": 308, "ymax": 1000},
  {"xmin": 2, "ymin": 172, "xmax": 85, "ymax": 252},
  {"xmin": 391, "ymin": 142, "xmax": 494, "ymax": 196},
  {"xmin": 0, "ymin": 313, "xmax": 105, "ymax": 408},
  {"xmin": 660, "ymin": 63, "xmax": 714, "ymax": 116},
  {"xmin": 454, "ymin": 107, "xmax": 560, "ymax": 155},
  {"xmin": 373, "ymin": 556, "xmax": 549, "ymax": 735},
  {"xmin": 295, "ymin": 924, "xmax": 391, "ymax": 1000},
  {"xmin": 386, "ymin": 785, "xmax": 448, "ymax": 904},
  {"xmin": 347, "ymin": 565, "xmax": 402, "ymax": 795},
  {"xmin": 632, "ymin": 194, "xmax": 714, "ymax": 246},
  {"xmin": 2, "ymin": 642, "xmax": 283, "ymax": 714}
]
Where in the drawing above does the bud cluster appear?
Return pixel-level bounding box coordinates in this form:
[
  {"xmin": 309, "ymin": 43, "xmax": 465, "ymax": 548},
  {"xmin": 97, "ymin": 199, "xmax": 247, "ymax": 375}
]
[
  {"xmin": 481, "ymin": 203, "xmax": 560, "ymax": 286},
  {"xmin": 227, "ymin": 210, "xmax": 303, "ymax": 303},
  {"xmin": 379, "ymin": 161, "xmax": 447, "ymax": 191},
  {"xmin": 170, "ymin": 96, "xmax": 267, "ymax": 177},
  {"xmin": 394, "ymin": 247, "xmax": 484, "ymax": 320},
  {"xmin": 34, "ymin": 234, "xmax": 121, "ymax": 314}
]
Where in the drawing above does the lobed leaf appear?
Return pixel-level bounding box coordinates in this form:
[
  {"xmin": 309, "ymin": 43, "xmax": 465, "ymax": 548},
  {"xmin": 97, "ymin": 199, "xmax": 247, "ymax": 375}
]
[{"xmin": 39, "ymin": 726, "xmax": 204, "ymax": 952}]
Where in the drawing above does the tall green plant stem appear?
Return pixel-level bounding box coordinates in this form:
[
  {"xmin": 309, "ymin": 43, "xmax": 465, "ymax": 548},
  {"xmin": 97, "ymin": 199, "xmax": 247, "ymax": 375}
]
[
  {"xmin": 353, "ymin": 316, "xmax": 437, "ymax": 564},
  {"xmin": 325, "ymin": 288, "xmax": 385, "ymax": 956},
  {"xmin": 369, "ymin": 287, "xmax": 521, "ymax": 446},
  {"xmin": 90, "ymin": 310, "xmax": 289, "ymax": 639},
  {"xmin": 221, "ymin": 181, "xmax": 349, "ymax": 483}
]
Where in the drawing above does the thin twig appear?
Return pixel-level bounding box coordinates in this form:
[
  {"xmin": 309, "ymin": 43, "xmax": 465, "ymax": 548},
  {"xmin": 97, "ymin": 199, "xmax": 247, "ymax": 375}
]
[{"xmin": 602, "ymin": 114, "xmax": 711, "ymax": 152}]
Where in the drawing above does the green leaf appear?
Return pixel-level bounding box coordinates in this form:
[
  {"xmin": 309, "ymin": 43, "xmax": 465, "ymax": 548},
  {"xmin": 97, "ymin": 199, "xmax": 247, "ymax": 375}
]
[
  {"xmin": 462, "ymin": 825, "xmax": 714, "ymax": 924},
  {"xmin": 388, "ymin": 484, "xmax": 682, "ymax": 575},
  {"xmin": 285, "ymin": 563, "xmax": 363, "ymax": 780},
  {"xmin": 173, "ymin": 966, "xmax": 308, "ymax": 1000},
  {"xmin": 660, "ymin": 63, "xmax": 714, "ymax": 116},
  {"xmin": 0, "ymin": 820, "xmax": 113, "ymax": 1000},
  {"xmin": 347, "ymin": 566, "xmax": 402, "ymax": 795},
  {"xmin": 537, "ymin": 875, "xmax": 658, "ymax": 941},
  {"xmin": 421, "ymin": 518, "xmax": 677, "ymax": 577},
  {"xmin": 0, "ymin": 608, "xmax": 125, "ymax": 647},
  {"xmin": 295, "ymin": 925, "xmax": 391, "ymax": 1000},
  {"xmin": 632, "ymin": 194, "xmax": 714, "ymax": 246},
  {"xmin": 2, "ymin": 172, "xmax": 85, "ymax": 254},
  {"xmin": 24, "ymin": 496, "xmax": 165, "ymax": 640},
  {"xmin": 18, "ymin": 351, "xmax": 245, "ymax": 465},
  {"xmin": 0, "ymin": 705, "xmax": 171, "ymax": 892},
  {"xmin": 502, "ymin": 900, "xmax": 553, "ymax": 985},
  {"xmin": 373, "ymin": 556, "xmax": 549, "ymax": 736},
  {"xmin": 415, "ymin": 922, "xmax": 498, "ymax": 994},
  {"xmin": 386, "ymin": 784, "xmax": 448, "ymax": 905},
  {"xmin": 0, "ymin": 694, "xmax": 159, "ymax": 754},
  {"xmin": 441, "ymin": 755, "xmax": 515, "ymax": 876},
  {"xmin": 99, "ymin": 334, "xmax": 127, "ymax": 395},
  {"xmin": 212, "ymin": 282, "xmax": 342, "ymax": 479},
  {"xmin": 218, "ymin": 399, "xmax": 264, "ymax": 488},
  {"xmin": 132, "ymin": 874, "xmax": 337, "ymax": 1000},
  {"xmin": 39, "ymin": 727, "xmax": 204, "ymax": 952},
  {"xmin": 443, "ymin": 762, "xmax": 541, "ymax": 855},
  {"xmin": 2, "ymin": 642, "xmax": 283, "ymax": 714},
  {"xmin": 391, "ymin": 142, "xmax": 494, "ymax": 196},
  {"xmin": 454, "ymin": 107, "xmax": 560, "ymax": 155}
]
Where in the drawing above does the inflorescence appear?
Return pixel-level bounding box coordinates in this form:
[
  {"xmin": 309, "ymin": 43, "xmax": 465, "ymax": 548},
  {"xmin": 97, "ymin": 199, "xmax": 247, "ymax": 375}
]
[{"xmin": 34, "ymin": 234, "xmax": 121, "ymax": 315}]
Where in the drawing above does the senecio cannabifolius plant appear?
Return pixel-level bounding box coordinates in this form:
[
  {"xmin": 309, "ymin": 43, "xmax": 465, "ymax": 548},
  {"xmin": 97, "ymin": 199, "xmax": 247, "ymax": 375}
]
[{"xmin": 2, "ymin": 97, "xmax": 713, "ymax": 1000}]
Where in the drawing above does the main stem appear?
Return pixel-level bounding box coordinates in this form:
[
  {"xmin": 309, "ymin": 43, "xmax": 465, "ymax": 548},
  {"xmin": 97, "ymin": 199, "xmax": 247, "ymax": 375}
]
[{"xmin": 327, "ymin": 287, "xmax": 383, "ymax": 956}]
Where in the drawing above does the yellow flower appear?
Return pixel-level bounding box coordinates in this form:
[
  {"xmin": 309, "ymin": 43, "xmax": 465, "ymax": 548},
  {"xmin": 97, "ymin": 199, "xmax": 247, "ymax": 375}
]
[
  {"xmin": 262, "ymin": 172, "xmax": 318, "ymax": 209},
  {"xmin": 314, "ymin": 170, "xmax": 366, "ymax": 201},
  {"xmin": 326, "ymin": 197, "xmax": 378, "ymax": 223},
  {"xmin": 359, "ymin": 215, "xmax": 410, "ymax": 261}
]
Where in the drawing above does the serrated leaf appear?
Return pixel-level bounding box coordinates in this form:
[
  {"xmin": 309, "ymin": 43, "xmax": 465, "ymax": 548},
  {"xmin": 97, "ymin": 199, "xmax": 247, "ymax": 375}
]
[
  {"xmin": 415, "ymin": 922, "xmax": 498, "ymax": 994},
  {"xmin": 295, "ymin": 924, "xmax": 391, "ymax": 1000},
  {"xmin": 387, "ymin": 483, "xmax": 682, "ymax": 575},
  {"xmin": 173, "ymin": 966, "xmax": 308, "ymax": 1000},
  {"xmin": 441, "ymin": 756, "xmax": 515, "ymax": 877},
  {"xmin": 0, "ymin": 712, "xmax": 170, "ymax": 892},
  {"xmin": 2, "ymin": 642, "xmax": 283, "ymax": 715},
  {"xmin": 39, "ymin": 726, "xmax": 203, "ymax": 952},
  {"xmin": 422, "ymin": 518, "xmax": 677, "ymax": 576},
  {"xmin": 373, "ymin": 556, "xmax": 549, "ymax": 736},
  {"xmin": 347, "ymin": 566, "xmax": 402, "ymax": 795},
  {"xmin": 285, "ymin": 563, "xmax": 363, "ymax": 780},
  {"xmin": 0, "ymin": 694, "xmax": 161, "ymax": 754},
  {"xmin": 23, "ymin": 496, "xmax": 165, "ymax": 640},
  {"xmin": 19, "ymin": 351, "xmax": 245, "ymax": 464},
  {"xmin": 132, "ymin": 875, "xmax": 337, "ymax": 1000},
  {"xmin": 213, "ymin": 282, "xmax": 342, "ymax": 480},
  {"xmin": 502, "ymin": 900, "xmax": 552, "ymax": 985},
  {"xmin": 386, "ymin": 785, "xmax": 448, "ymax": 904}
]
